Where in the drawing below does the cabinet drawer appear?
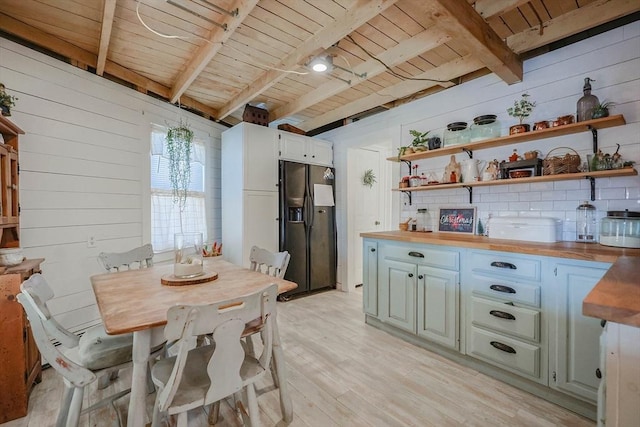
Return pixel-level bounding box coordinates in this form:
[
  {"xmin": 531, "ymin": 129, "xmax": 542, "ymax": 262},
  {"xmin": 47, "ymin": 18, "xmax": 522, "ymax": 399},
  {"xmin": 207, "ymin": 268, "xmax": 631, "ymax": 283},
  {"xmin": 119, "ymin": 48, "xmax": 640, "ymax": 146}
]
[
  {"xmin": 469, "ymin": 251, "xmax": 541, "ymax": 282},
  {"xmin": 469, "ymin": 326, "xmax": 541, "ymax": 379},
  {"xmin": 471, "ymin": 274, "xmax": 540, "ymax": 307},
  {"xmin": 382, "ymin": 245, "xmax": 458, "ymax": 271},
  {"xmin": 471, "ymin": 296, "xmax": 540, "ymax": 342}
]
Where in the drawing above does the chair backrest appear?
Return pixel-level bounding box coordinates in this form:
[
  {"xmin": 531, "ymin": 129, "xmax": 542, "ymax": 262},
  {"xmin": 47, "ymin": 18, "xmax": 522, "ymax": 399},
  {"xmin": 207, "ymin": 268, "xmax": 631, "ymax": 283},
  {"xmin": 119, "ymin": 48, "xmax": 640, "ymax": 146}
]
[
  {"xmin": 20, "ymin": 273, "xmax": 79, "ymax": 348},
  {"xmin": 17, "ymin": 286, "xmax": 96, "ymax": 387},
  {"xmin": 249, "ymin": 246, "xmax": 290, "ymax": 279},
  {"xmin": 156, "ymin": 284, "xmax": 278, "ymax": 412},
  {"xmin": 98, "ymin": 243, "xmax": 154, "ymax": 272}
]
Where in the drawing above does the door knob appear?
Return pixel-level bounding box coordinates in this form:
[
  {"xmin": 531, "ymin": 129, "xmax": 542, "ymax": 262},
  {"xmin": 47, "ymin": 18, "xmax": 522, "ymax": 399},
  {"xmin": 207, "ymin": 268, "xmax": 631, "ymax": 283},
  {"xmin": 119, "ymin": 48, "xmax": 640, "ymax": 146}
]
[{"xmin": 375, "ymin": 221, "xmax": 380, "ymax": 225}]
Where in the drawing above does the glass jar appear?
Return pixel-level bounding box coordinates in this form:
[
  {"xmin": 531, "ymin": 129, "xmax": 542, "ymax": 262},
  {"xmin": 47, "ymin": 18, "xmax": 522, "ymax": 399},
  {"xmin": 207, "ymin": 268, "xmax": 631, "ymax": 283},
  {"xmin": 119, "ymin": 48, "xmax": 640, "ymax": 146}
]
[
  {"xmin": 599, "ymin": 210, "xmax": 640, "ymax": 248},
  {"xmin": 576, "ymin": 201, "xmax": 597, "ymax": 243},
  {"xmin": 174, "ymin": 232, "xmax": 204, "ymax": 278},
  {"xmin": 443, "ymin": 122, "xmax": 469, "ymax": 147},
  {"xmin": 470, "ymin": 115, "xmax": 501, "ymax": 142},
  {"xmin": 416, "ymin": 208, "xmax": 432, "ymax": 232}
]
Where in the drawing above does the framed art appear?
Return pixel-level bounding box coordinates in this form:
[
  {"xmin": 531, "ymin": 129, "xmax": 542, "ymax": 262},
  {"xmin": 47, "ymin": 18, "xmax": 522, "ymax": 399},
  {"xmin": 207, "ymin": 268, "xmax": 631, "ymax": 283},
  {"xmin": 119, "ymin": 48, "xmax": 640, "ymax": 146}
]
[{"xmin": 438, "ymin": 207, "xmax": 477, "ymax": 234}]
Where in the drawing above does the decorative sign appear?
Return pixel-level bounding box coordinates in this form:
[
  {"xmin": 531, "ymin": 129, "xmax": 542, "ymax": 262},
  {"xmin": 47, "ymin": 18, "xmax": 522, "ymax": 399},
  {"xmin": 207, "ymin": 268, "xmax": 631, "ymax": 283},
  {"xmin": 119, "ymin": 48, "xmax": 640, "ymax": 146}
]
[{"xmin": 438, "ymin": 207, "xmax": 477, "ymax": 234}]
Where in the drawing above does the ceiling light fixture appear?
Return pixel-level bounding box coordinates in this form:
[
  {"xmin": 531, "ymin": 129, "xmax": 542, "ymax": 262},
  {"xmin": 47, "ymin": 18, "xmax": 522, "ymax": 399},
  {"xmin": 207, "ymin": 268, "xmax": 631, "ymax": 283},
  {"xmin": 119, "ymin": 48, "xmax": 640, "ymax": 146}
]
[{"xmin": 307, "ymin": 55, "xmax": 367, "ymax": 85}]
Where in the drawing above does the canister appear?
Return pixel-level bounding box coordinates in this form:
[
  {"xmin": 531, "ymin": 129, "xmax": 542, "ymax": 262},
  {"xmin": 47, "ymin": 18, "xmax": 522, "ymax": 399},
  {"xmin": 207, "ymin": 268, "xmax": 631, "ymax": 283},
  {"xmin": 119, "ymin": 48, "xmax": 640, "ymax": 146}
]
[
  {"xmin": 470, "ymin": 115, "xmax": 501, "ymax": 142},
  {"xmin": 599, "ymin": 210, "xmax": 640, "ymax": 248},
  {"xmin": 576, "ymin": 201, "xmax": 597, "ymax": 243}
]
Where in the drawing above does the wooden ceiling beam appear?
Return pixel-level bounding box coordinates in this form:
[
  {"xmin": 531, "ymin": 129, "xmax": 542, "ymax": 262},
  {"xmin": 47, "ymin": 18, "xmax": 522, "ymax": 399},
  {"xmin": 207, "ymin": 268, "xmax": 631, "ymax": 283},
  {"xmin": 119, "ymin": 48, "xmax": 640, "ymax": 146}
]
[
  {"xmin": 0, "ymin": 13, "xmax": 219, "ymax": 120},
  {"xmin": 299, "ymin": 54, "xmax": 485, "ymax": 131},
  {"xmin": 216, "ymin": 0, "xmax": 399, "ymax": 120},
  {"xmin": 96, "ymin": 0, "xmax": 116, "ymax": 76},
  {"xmin": 473, "ymin": 0, "xmax": 530, "ymax": 18},
  {"xmin": 169, "ymin": 0, "xmax": 259, "ymax": 104},
  {"xmin": 405, "ymin": 0, "xmax": 522, "ymax": 84},
  {"xmin": 507, "ymin": 0, "xmax": 640, "ymax": 53},
  {"xmin": 271, "ymin": 26, "xmax": 452, "ymax": 121}
]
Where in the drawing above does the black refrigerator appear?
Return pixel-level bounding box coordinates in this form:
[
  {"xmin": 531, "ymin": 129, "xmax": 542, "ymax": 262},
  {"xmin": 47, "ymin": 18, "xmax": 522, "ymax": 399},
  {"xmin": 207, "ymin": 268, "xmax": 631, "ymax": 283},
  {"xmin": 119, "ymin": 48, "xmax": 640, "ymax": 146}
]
[{"xmin": 279, "ymin": 161, "xmax": 337, "ymax": 298}]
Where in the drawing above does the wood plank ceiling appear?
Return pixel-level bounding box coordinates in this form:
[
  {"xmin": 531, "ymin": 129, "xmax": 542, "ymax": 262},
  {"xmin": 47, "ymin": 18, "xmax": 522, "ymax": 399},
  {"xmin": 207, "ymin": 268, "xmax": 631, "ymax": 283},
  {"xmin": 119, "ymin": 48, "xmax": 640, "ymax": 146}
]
[{"xmin": 0, "ymin": 0, "xmax": 638, "ymax": 132}]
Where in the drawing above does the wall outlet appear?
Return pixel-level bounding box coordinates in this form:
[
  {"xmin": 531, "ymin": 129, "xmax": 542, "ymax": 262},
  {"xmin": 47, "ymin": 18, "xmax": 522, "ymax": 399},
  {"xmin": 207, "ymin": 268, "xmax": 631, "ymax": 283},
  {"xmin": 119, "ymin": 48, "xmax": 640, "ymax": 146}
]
[{"xmin": 87, "ymin": 235, "xmax": 96, "ymax": 248}]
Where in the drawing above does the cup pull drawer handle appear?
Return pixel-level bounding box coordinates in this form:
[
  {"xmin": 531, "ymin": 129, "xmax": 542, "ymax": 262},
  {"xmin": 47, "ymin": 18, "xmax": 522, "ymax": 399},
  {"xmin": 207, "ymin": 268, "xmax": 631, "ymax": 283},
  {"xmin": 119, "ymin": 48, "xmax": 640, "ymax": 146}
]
[
  {"xmin": 489, "ymin": 310, "xmax": 516, "ymax": 320},
  {"xmin": 491, "ymin": 261, "xmax": 517, "ymax": 269},
  {"xmin": 490, "ymin": 341, "xmax": 517, "ymax": 354},
  {"xmin": 489, "ymin": 284, "xmax": 516, "ymax": 294},
  {"xmin": 408, "ymin": 251, "xmax": 424, "ymax": 258}
]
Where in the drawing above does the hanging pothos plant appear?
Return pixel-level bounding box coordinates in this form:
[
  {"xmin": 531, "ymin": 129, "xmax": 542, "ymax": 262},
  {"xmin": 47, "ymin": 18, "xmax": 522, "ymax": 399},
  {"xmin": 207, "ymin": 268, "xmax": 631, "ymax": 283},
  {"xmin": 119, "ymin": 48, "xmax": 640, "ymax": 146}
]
[{"xmin": 166, "ymin": 119, "xmax": 193, "ymax": 211}]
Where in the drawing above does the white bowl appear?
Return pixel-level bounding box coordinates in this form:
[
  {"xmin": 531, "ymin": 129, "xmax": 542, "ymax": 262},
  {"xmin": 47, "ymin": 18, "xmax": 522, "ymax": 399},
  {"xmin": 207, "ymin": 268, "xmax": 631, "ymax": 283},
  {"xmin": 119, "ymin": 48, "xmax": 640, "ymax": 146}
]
[{"xmin": 0, "ymin": 248, "xmax": 24, "ymax": 266}]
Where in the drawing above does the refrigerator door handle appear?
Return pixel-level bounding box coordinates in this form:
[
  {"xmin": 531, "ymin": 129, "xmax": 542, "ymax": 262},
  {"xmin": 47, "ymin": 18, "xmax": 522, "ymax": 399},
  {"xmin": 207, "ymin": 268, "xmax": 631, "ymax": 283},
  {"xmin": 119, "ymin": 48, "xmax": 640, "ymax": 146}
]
[{"xmin": 305, "ymin": 172, "xmax": 315, "ymax": 229}]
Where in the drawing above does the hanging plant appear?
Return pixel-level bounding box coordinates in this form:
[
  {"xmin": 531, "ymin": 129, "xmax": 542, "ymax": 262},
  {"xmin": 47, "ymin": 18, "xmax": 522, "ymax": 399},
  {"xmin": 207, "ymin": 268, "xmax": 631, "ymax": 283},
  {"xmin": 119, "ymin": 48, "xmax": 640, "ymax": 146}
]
[
  {"xmin": 166, "ymin": 119, "xmax": 193, "ymax": 210},
  {"xmin": 363, "ymin": 169, "xmax": 376, "ymax": 188}
]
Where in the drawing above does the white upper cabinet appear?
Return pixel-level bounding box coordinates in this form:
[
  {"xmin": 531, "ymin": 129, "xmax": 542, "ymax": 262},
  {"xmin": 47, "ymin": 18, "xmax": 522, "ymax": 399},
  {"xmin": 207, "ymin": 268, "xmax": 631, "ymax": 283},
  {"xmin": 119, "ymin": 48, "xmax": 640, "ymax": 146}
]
[{"xmin": 279, "ymin": 132, "xmax": 333, "ymax": 166}]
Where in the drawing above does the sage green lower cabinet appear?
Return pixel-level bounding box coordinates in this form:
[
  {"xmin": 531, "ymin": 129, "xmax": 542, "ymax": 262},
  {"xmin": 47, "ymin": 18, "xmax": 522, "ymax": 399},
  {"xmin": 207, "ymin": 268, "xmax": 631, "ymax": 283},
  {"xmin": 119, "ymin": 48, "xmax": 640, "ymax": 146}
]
[
  {"xmin": 377, "ymin": 242, "xmax": 460, "ymax": 350},
  {"xmin": 362, "ymin": 239, "xmax": 378, "ymax": 316},
  {"xmin": 550, "ymin": 260, "xmax": 610, "ymax": 403}
]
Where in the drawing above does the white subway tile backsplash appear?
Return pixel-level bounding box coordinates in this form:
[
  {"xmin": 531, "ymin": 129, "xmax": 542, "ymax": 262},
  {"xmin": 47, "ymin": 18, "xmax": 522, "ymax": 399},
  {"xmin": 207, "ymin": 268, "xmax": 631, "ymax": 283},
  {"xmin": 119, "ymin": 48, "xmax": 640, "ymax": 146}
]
[
  {"xmin": 553, "ymin": 180, "xmax": 582, "ymax": 190},
  {"xmin": 509, "ymin": 202, "xmax": 531, "ymax": 211},
  {"xmin": 530, "ymin": 181, "xmax": 554, "ymax": 191},
  {"xmin": 522, "ymin": 192, "xmax": 542, "ymax": 201},
  {"xmin": 601, "ymin": 187, "xmax": 629, "ymax": 200},
  {"xmin": 498, "ymin": 192, "xmax": 520, "ymax": 202},
  {"xmin": 530, "ymin": 201, "xmax": 554, "ymax": 211},
  {"xmin": 541, "ymin": 190, "xmax": 566, "ymax": 201}
]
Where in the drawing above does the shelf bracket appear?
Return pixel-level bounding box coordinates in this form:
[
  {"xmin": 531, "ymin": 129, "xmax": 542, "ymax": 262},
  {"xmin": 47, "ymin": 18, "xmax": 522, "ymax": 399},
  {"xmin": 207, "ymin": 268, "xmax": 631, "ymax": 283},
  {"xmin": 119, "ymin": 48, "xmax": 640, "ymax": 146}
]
[
  {"xmin": 463, "ymin": 149, "xmax": 473, "ymax": 159},
  {"xmin": 585, "ymin": 176, "xmax": 596, "ymax": 201},
  {"xmin": 589, "ymin": 126, "xmax": 598, "ymax": 153},
  {"xmin": 462, "ymin": 185, "xmax": 473, "ymax": 203},
  {"xmin": 401, "ymin": 190, "xmax": 413, "ymax": 206},
  {"xmin": 401, "ymin": 160, "xmax": 412, "ymax": 176}
]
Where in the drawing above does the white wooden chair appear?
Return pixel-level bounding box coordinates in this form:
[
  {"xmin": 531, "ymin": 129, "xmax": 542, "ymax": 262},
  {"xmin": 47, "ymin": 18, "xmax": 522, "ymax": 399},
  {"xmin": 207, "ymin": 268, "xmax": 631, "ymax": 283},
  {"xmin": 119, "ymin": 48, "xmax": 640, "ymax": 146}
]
[
  {"xmin": 150, "ymin": 284, "xmax": 278, "ymax": 427},
  {"xmin": 18, "ymin": 274, "xmax": 136, "ymax": 427},
  {"xmin": 249, "ymin": 246, "xmax": 290, "ymax": 279},
  {"xmin": 98, "ymin": 243, "xmax": 154, "ymax": 272}
]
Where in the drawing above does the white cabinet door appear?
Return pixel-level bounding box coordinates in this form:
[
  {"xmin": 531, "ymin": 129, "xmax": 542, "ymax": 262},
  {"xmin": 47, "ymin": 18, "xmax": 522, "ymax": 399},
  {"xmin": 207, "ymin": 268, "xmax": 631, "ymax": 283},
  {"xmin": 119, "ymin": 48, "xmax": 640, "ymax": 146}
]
[
  {"xmin": 417, "ymin": 266, "xmax": 459, "ymax": 349},
  {"xmin": 362, "ymin": 240, "xmax": 378, "ymax": 316},
  {"xmin": 309, "ymin": 139, "xmax": 333, "ymax": 166},
  {"xmin": 552, "ymin": 262, "xmax": 609, "ymax": 402},
  {"xmin": 279, "ymin": 132, "xmax": 309, "ymax": 163},
  {"xmin": 242, "ymin": 191, "xmax": 279, "ymax": 268},
  {"xmin": 243, "ymin": 124, "xmax": 278, "ymax": 191}
]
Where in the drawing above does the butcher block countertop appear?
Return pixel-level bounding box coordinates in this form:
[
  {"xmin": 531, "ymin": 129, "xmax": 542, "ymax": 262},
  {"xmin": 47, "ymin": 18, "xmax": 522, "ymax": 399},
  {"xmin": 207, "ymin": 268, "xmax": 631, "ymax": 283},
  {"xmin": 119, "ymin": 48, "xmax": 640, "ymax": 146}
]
[{"xmin": 361, "ymin": 231, "xmax": 640, "ymax": 328}]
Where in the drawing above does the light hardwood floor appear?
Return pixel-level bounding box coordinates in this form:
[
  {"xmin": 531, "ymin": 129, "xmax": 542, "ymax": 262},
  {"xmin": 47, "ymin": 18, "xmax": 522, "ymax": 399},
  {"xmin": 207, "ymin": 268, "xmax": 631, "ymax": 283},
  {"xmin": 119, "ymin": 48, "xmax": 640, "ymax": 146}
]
[{"xmin": 3, "ymin": 288, "xmax": 594, "ymax": 427}]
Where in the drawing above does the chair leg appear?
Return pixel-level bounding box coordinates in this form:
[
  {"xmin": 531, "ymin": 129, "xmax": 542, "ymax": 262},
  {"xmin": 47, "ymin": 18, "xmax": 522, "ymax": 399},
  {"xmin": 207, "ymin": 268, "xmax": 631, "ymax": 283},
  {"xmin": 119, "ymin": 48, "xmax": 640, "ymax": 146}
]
[
  {"xmin": 66, "ymin": 386, "xmax": 85, "ymax": 427},
  {"xmin": 56, "ymin": 382, "xmax": 74, "ymax": 427},
  {"xmin": 150, "ymin": 393, "xmax": 163, "ymax": 427},
  {"xmin": 208, "ymin": 401, "xmax": 221, "ymax": 425},
  {"xmin": 246, "ymin": 384, "xmax": 260, "ymax": 427},
  {"xmin": 177, "ymin": 411, "xmax": 188, "ymax": 427}
]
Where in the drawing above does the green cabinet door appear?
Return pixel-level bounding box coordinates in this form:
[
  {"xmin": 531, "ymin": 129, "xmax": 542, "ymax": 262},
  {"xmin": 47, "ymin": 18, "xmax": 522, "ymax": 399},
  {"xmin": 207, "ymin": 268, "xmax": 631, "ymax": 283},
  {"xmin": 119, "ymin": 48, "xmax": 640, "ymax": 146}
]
[
  {"xmin": 379, "ymin": 258, "xmax": 416, "ymax": 333},
  {"xmin": 362, "ymin": 240, "xmax": 378, "ymax": 316},
  {"xmin": 551, "ymin": 261, "xmax": 609, "ymax": 402},
  {"xmin": 417, "ymin": 265, "xmax": 459, "ymax": 349}
]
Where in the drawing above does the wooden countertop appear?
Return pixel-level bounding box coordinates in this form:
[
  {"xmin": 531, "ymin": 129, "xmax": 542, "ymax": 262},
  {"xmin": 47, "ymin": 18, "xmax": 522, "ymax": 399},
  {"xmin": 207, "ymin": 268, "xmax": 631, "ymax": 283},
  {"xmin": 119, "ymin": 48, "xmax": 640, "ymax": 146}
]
[{"xmin": 361, "ymin": 231, "xmax": 640, "ymax": 327}]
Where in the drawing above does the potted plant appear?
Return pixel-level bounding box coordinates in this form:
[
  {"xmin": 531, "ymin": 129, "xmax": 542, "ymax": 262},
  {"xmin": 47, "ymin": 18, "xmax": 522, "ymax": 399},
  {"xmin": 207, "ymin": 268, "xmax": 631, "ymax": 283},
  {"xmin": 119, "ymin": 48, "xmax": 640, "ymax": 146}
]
[
  {"xmin": 591, "ymin": 101, "xmax": 615, "ymax": 119},
  {"xmin": 409, "ymin": 129, "xmax": 429, "ymax": 152},
  {"xmin": 0, "ymin": 83, "xmax": 18, "ymax": 117},
  {"xmin": 507, "ymin": 93, "xmax": 536, "ymax": 134},
  {"xmin": 166, "ymin": 119, "xmax": 194, "ymax": 211}
]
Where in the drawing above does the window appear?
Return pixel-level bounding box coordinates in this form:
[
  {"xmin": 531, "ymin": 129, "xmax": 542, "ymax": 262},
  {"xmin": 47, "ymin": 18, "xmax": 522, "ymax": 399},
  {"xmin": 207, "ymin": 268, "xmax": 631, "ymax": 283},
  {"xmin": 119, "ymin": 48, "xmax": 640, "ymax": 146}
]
[{"xmin": 150, "ymin": 124, "xmax": 207, "ymax": 252}]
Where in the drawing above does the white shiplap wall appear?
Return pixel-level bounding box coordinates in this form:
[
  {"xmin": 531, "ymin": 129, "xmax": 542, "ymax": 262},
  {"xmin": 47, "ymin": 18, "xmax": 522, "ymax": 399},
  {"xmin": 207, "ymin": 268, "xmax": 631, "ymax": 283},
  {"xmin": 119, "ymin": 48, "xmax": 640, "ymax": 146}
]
[
  {"xmin": 0, "ymin": 38, "xmax": 227, "ymax": 332},
  {"xmin": 320, "ymin": 22, "xmax": 640, "ymax": 292}
]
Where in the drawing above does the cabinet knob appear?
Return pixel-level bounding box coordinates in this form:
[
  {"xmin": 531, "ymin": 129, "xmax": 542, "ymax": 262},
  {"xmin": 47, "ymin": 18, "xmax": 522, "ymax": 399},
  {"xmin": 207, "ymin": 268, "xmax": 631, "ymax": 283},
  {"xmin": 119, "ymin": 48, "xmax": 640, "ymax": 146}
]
[
  {"xmin": 408, "ymin": 273, "xmax": 414, "ymax": 278},
  {"xmin": 370, "ymin": 248, "xmax": 376, "ymax": 252},
  {"xmin": 418, "ymin": 275, "xmax": 423, "ymax": 279},
  {"xmin": 595, "ymin": 368, "xmax": 602, "ymax": 379}
]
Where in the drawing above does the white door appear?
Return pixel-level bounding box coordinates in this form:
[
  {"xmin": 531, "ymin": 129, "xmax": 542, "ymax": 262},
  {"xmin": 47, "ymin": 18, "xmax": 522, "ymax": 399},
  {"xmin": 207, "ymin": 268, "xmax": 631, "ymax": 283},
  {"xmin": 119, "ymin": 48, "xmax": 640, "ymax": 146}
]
[{"xmin": 348, "ymin": 146, "xmax": 387, "ymax": 290}]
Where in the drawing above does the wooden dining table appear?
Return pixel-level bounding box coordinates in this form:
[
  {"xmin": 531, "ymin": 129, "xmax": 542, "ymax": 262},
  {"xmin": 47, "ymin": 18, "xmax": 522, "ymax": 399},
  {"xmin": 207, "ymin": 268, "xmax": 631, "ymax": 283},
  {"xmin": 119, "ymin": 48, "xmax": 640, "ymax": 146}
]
[{"xmin": 90, "ymin": 257, "xmax": 298, "ymax": 427}]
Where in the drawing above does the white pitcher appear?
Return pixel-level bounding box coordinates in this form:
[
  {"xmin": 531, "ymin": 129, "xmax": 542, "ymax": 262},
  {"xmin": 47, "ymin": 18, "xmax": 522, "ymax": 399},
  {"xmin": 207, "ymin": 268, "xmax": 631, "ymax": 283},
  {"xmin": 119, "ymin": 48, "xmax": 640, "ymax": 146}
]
[{"xmin": 461, "ymin": 159, "xmax": 485, "ymax": 183}]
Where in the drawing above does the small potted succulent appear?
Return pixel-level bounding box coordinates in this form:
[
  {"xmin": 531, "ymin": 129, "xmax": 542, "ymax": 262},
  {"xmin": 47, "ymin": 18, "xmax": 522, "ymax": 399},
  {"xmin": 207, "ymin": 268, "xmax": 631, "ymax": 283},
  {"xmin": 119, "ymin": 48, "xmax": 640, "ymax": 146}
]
[
  {"xmin": 507, "ymin": 93, "xmax": 536, "ymax": 135},
  {"xmin": 591, "ymin": 101, "xmax": 615, "ymax": 119},
  {"xmin": 0, "ymin": 83, "xmax": 18, "ymax": 117},
  {"xmin": 409, "ymin": 129, "xmax": 429, "ymax": 152}
]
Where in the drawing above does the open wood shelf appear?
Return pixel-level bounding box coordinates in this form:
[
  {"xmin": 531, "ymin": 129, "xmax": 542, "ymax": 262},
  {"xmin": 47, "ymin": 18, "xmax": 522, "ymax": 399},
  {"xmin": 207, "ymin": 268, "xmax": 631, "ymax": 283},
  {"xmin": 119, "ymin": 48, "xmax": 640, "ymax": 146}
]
[
  {"xmin": 392, "ymin": 168, "xmax": 638, "ymax": 192},
  {"xmin": 387, "ymin": 115, "xmax": 626, "ymax": 162}
]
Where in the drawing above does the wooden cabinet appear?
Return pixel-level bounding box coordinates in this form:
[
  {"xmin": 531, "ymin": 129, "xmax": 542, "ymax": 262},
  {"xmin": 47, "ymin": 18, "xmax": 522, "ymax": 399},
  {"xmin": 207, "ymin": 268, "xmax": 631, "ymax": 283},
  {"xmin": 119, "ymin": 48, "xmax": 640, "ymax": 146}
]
[
  {"xmin": 417, "ymin": 265, "xmax": 459, "ymax": 349},
  {"xmin": 279, "ymin": 132, "xmax": 333, "ymax": 166},
  {"xmin": 0, "ymin": 259, "xmax": 45, "ymax": 423},
  {"xmin": 0, "ymin": 115, "xmax": 22, "ymax": 247},
  {"xmin": 551, "ymin": 260, "xmax": 610, "ymax": 402}
]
